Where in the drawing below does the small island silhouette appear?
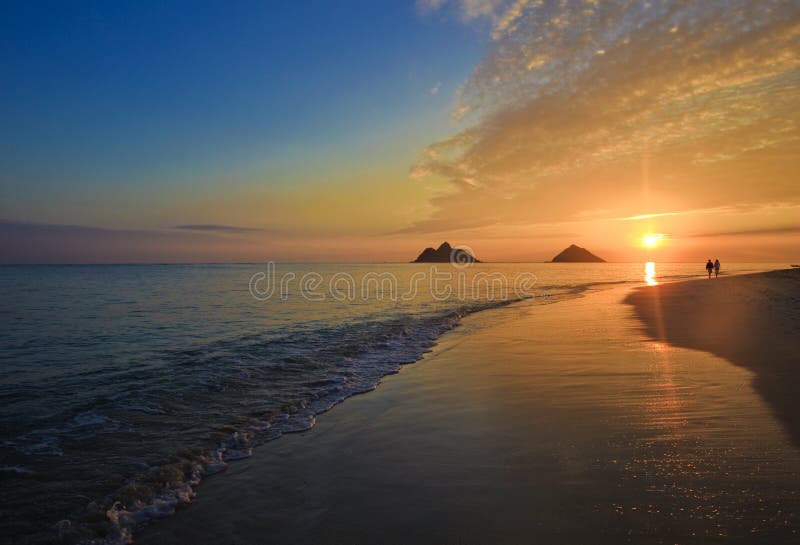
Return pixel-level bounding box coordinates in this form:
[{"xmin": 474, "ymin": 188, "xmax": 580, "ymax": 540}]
[
  {"xmin": 413, "ymin": 242, "xmax": 481, "ymax": 263},
  {"xmin": 551, "ymin": 244, "xmax": 606, "ymax": 263}
]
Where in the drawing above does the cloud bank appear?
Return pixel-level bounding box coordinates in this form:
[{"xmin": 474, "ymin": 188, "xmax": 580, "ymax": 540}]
[
  {"xmin": 411, "ymin": 0, "xmax": 800, "ymax": 237},
  {"xmin": 172, "ymin": 224, "xmax": 268, "ymax": 234}
]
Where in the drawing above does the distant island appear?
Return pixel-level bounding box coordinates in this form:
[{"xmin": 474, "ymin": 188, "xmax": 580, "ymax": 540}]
[
  {"xmin": 413, "ymin": 242, "xmax": 481, "ymax": 263},
  {"xmin": 551, "ymin": 244, "xmax": 606, "ymax": 263}
]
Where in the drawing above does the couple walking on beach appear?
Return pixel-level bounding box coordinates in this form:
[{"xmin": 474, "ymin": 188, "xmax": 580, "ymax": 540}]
[{"xmin": 706, "ymin": 259, "xmax": 721, "ymax": 279}]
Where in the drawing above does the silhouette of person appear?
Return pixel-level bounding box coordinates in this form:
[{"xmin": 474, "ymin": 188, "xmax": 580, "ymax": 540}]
[
  {"xmin": 706, "ymin": 259, "xmax": 713, "ymax": 279},
  {"xmin": 714, "ymin": 259, "xmax": 720, "ymax": 278}
]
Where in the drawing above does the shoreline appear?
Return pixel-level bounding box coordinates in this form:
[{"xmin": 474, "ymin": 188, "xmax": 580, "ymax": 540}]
[
  {"xmin": 624, "ymin": 267, "xmax": 800, "ymax": 447},
  {"xmin": 137, "ymin": 275, "xmax": 800, "ymax": 544}
]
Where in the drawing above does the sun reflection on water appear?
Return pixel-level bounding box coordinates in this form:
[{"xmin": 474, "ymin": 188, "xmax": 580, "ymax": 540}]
[{"xmin": 645, "ymin": 261, "xmax": 657, "ymax": 285}]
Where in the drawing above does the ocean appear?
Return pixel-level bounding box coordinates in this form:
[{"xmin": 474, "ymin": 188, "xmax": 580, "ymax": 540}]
[{"xmin": 0, "ymin": 262, "xmax": 783, "ymax": 544}]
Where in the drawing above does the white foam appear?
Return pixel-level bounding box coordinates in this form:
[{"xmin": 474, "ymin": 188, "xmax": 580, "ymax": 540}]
[
  {"xmin": 40, "ymin": 299, "xmax": 522, "ymax": 544},
  {"xmin": 73, "ymin": 411, "xmax": 113, "ymax": 427},
  {"xmin": 222, "ymin": 448, "xmax": 252, "ymax": 461},
  {"xmin": 0, "ymin": 465, "xmax": 34, "ymax": 474}
]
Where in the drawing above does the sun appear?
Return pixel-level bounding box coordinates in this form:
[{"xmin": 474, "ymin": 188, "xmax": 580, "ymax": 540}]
[{"xmin": 643, "ymin": 234, "xmax": 664, "ymax": 248}]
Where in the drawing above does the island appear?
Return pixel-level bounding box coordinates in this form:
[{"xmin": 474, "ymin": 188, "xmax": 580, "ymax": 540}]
[
  {"xmin": 551, "ymin": 244, "xmax": 606, "ymax": 263},
  {"xmin": 413, "ymin": 242, "xmax": 480, "ymax": 263}
]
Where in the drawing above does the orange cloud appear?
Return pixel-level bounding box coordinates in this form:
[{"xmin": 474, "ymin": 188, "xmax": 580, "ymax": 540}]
[{"xmin": 411, "ymin": 0, "xmax": 800, "ymax": 260}]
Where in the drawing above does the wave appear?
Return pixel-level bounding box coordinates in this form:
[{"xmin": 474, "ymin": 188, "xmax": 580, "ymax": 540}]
[
  {"xmin": 41, "ymin": 297, "xmax": 523, "ymax": 545},
  {"xmin": 0, "ymin": 464, "xmax": 35, "ymax": 475}
]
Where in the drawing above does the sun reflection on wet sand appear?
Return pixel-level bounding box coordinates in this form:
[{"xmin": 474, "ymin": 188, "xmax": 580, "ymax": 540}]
[
  {"xmin": 644, "ymin": 341, "xmax": 686, "ymax": 436},
  {"xmin": 645, "ymin": 261, "xmax": 657, "ymax": 286}
]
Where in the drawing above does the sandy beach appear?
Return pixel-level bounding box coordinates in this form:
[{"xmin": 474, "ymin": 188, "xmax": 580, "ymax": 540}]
[
  {"xmin": 625, "ymin": 268, "xmax": 800, "ymax": 447},
  {"xmin": 137, "ymin": 270, "xmax": 800, "ymax": 545}
]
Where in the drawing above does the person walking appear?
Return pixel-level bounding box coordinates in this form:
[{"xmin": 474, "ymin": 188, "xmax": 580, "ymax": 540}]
[
  {"xmin": 706, "ymin": 259, "xmax": 713, "ymax": 279},
  {"xmin": 714, "ymin": 259, "xmax": 720, "ymax": 278}
]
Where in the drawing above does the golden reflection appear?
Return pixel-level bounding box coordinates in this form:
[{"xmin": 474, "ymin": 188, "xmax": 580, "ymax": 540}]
[
  {"xmin": 644, "ymin": 351, "xmax": 686, "ymax": 434},
  {"xmin": 649, "ymin": 341, "xmax": 669, "ymax": 353},
  {"xmin": 645, "ymin": 261, "xmax": 658, "ymax": 286}
]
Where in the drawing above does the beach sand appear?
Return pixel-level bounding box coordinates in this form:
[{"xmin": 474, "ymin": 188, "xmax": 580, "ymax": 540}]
[
  {"xmin": 138, "ymin": 273, "xmax": 800, "ymax": 544},
  {"xmin": 625, "ymin": 268, "xmax": 800, "ymax": 447}
]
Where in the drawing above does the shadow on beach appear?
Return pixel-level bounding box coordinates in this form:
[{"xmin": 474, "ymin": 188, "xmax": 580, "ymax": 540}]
[{"xmin": 625, "ymin": 268, "xmax": 800, "ymax": 447}]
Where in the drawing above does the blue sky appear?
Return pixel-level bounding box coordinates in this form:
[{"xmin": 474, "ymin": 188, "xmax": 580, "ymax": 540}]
[{"xmin": 1, "ymin": 1, "xmax": 483, "ymax": 222}]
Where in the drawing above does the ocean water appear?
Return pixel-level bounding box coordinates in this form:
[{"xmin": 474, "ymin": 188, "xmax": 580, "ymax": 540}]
[{"xmin": 0, "ymin": 262, "xmax": 783, "ymax": 544}]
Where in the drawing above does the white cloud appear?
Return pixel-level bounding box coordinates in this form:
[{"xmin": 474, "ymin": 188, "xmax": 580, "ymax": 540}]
[
  {"xmin": 416, "ymin": 0, "xmax": 449, "ymax": 13},
  {"xmin": 418, "ymin": 0, "xmax": 512, "ymax": 22},
  {"xmin": 492, "ymin": 0, "xmax": 535, "ymax": 40}
]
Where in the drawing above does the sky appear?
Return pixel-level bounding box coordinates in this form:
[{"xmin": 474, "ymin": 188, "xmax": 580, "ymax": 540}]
[{"xmin": 1, "ymin": 0, "xmax": 798, "ymax": 263}]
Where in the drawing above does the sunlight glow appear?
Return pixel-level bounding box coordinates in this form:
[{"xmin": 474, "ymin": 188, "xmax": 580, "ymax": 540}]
[
  {"xmin": 643, "ymin": 234, "xmax": 665, "ymax": 248},
  {"xmin": 645, "ymin": 261, "xmax": 658, "ymax": 286}
]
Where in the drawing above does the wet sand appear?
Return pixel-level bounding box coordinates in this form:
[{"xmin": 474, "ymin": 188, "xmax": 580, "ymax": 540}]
[
  {"xmin": 138, "ymin": 280, "xmax": 800, "ymax": 544},
  {"xmin": 625, "ymin": 268, "xmax": 800, "ymax": 447}
]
